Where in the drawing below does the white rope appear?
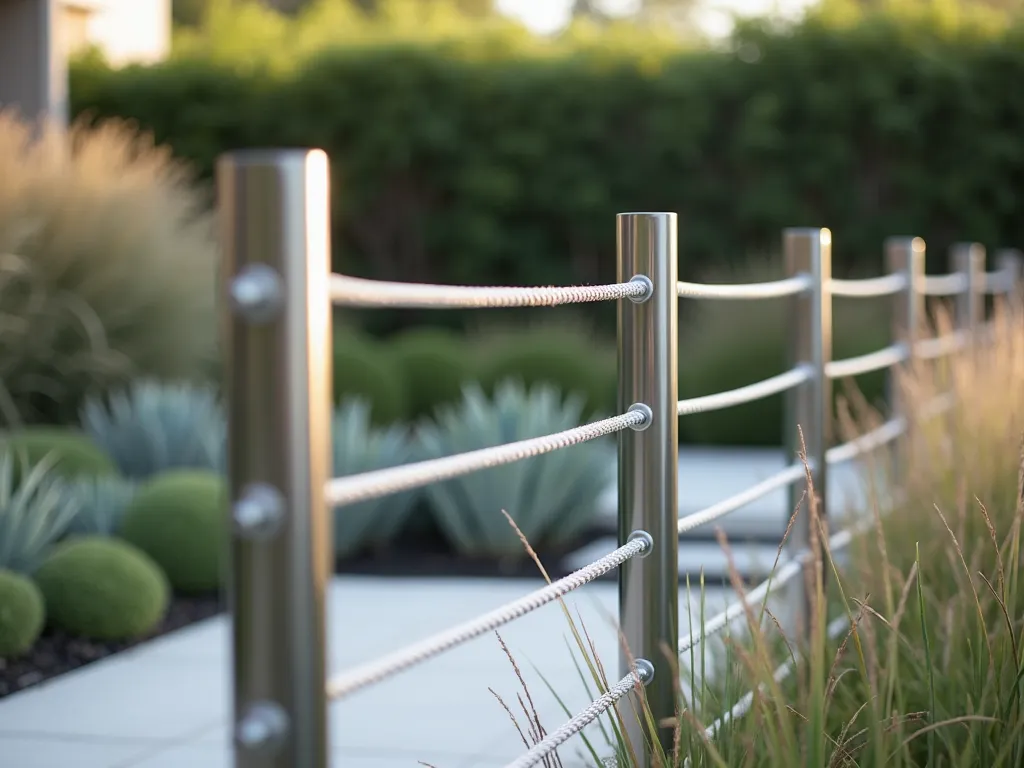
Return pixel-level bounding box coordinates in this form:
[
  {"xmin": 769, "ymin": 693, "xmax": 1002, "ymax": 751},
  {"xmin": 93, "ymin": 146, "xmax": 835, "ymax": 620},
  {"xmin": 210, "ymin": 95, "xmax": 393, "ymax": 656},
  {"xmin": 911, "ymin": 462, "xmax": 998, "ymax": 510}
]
[
  {"xmin": 329, "ymin": 274, "xmax": 649, "ymax": 309},
  {"xmin": 824, "ymin": 344, "xmax": 906, "ymax": 380},
  {"xmin": 921, "ymin": 272, "xmax": 967, "ymax": 296},
  {"xmin": 501, "ymin": 667, "xmax": 649, "ymax": 768},
  {"xmin": 325, "ymin": 409, "xmax": 645, "ymax": 507},
  {"xmin": 982, "ymin": 270, "xmax": 1013, "ymax": 296},
  {"xmin": 326, "ymin": 537, "xmax": 649, "ymax": 700},
  {"xmin": 677, "ymin": 367, "xmax": 811, "ymax": 417},
  {"xmin": 829, "ymin": 273, "xmax": 907, "ymax": 298},
  {"xmin": 825, "ymin": 417, "xmax": 905, "ymax": 466},
  {"xmin": 678, "ymin": 463, "xmax": 805, "ymax": 535},
  {"xmin": 677, "ymin": 274, "xmax": 813, "ymax": 300},
  {"xmin": 915, "ymin": 330, "xmax": 968, "ymax": 360}
]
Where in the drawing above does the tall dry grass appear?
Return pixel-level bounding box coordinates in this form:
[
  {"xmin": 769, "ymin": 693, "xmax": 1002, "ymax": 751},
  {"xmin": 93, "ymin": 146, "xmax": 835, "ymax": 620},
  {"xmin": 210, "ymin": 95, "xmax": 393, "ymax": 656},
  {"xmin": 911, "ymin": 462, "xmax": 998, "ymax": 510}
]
[
  {"xmin": 492, "ymin": 299, "xmax": 1024, "ymax": 767},
  {"xmin": 679, "ymin": 299, "xmax": 1024, "ymax": 767},
  {"xmin": 0, "ymin": 111, "xmax": 218, "ymax": 427}
]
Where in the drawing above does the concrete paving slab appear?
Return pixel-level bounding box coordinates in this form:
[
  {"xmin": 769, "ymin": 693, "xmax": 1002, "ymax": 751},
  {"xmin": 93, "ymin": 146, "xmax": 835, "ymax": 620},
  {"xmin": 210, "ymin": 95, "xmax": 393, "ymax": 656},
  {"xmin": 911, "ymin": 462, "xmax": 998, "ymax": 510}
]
[
  {"xmin": 0, "ymin": 576, "xmax": 742, "ymax": 768},
  {"xmin": 0, "ymin": 734, "xmax": 157, "ymax": 768},
  {"xmin": 0, "ymin": 653, "xmax": 227, "ymax": 741}
]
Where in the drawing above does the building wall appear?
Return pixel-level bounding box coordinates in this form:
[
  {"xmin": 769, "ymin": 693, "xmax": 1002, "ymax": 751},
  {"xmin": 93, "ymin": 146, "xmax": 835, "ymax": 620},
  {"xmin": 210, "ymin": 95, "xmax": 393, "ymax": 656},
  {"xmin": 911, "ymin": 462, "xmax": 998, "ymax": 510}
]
[
  {"xmin": 0, "ymin": 0, "xmax": 169, "ymax": 125},
  {"xmin": 83, "ymin": 0, "xmax": 171, "ymax": 65},
  {"xmin": 0, "ymin": 0, "xmax": 65, "ymax": 124}
]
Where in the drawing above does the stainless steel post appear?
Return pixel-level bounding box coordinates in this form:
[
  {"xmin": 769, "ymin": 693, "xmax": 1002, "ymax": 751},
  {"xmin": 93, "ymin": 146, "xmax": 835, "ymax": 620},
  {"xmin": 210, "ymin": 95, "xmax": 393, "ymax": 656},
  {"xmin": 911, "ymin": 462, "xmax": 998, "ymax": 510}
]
[
  {"xmin": 617, "ymin": 212, "xmax": 679, "ymax": 758},
  {"xmin": 951, "ymin": 242, "xmax": 984, "ymax": 337},
  {"xmin": 219, "ymin": 149, "xmax": 333, "ymax": 768},
  {"xmin": 886, "ymin": 237, "xmax": 925, "ymax": 478},
  {"xmin": 783, "ymin": 228, "xmax": 831, "ymax": 640},
  {"xmin": 996, "ymin": 248, "xmax": 1023, "ymax": 311}
]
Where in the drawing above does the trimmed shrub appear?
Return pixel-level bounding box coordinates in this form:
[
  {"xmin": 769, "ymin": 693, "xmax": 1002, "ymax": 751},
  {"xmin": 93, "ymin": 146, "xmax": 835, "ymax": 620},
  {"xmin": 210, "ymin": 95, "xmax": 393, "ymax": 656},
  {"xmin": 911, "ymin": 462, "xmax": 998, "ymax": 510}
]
[
  {"xmin": 0, "ymin": 428, "xmax": 116, "ymax": 481},
  {"xmin": 0, "ymin": 569, "xmax": 45, "ymax": 657},
  {"xmin": 388, "ymin": 327, "xmax": 470, "ymax": 420},
  {"xmin": 0, "ymin": 111, "xmax": 218, "ymax": 427},
  {"xmin": 332, "ymin": 330, "xmax": 407, "ymax": 425},
  {"xmin": 34, "ymin": 537, "xmax": 169, "ymax": 641},
  {"xmin": 474, "ymin": 323, "xmax": 617, "ymax": 419},
  {"xmin": 119, "ymin": 470, "xmax": 226, "ymax": 595}
]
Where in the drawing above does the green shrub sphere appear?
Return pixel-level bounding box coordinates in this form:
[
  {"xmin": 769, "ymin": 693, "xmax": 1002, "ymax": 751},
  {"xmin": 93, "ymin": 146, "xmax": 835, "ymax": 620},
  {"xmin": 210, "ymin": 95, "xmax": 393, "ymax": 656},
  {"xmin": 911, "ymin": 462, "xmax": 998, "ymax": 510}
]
[
  {"xmin": 333, "ymin": 331, "xmax": 407, "ymax": 425},
  {"xmin": 119, "ymin": 470, "xmax": 227, "ymax": 595},
  {"xmin": 477, "ymin": 330, "xmax": 616, "ymax": 418},
  {"xmin": 0, "ymin": 427, "xmax": 116, "ymax": 481},
  {"xmin": 34, "ymin": 537, "xmax": 169, "ymax": 641},
  {"xmin": 389, "ymin": 327, "xmax": 470, "ymax": 420},
  {"xmin": 0, "ymin": 569, "xmax": 45, "ymax": 658}
]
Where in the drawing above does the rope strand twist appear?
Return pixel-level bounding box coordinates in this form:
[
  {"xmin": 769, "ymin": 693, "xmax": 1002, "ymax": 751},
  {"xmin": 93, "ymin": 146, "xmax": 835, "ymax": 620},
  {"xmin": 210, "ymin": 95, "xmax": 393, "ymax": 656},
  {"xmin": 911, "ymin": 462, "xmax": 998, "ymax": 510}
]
[{"xmin": 329, "ymin": 274, "xmax": 651, "ymax": 309}]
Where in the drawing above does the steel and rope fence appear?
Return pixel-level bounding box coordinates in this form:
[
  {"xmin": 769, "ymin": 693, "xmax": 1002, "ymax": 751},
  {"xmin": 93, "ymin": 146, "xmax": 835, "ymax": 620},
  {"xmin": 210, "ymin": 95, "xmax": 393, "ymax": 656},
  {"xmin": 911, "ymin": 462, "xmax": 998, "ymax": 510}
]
[{"xmin": 218, "ymin": 149, "xmax": 1022, "ymax": 768}]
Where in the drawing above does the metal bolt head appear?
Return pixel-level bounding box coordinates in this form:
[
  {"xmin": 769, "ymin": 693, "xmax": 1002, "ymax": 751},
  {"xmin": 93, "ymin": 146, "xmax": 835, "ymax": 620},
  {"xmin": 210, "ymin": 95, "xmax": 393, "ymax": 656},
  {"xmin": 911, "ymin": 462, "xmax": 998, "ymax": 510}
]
[
  {"xmin": 235, "ymin": 700, "xmax": 289, "ymax": 752},
  {"xmin": 627, "ymin": 274, "xmax": 654, "ymax": 303},
  {"xmin": 633, "ymin": 658, "xmax": 655, "ymax": 685},
  {"xmin": 230, "ymin": 264, "xmax": 284, "ymax": 324},
  {"xmin": 627, "ymin": 403, "xmax": 653, "ymax": 431},
  {"xmin": 233, "ymin": 483, "xmax": 286, "ymax": 539},
  {"xmin": 627, "ymin": 530, "xmax": 654, "ymax": 558}
]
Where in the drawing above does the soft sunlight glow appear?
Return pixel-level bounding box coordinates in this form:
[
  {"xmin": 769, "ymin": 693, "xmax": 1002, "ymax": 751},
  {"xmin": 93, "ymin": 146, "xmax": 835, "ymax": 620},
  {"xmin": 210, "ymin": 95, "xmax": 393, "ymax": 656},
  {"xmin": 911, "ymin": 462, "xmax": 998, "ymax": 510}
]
[{"xmin": 496, "ymin": 0, "xmax": 818, "ymax": 37}]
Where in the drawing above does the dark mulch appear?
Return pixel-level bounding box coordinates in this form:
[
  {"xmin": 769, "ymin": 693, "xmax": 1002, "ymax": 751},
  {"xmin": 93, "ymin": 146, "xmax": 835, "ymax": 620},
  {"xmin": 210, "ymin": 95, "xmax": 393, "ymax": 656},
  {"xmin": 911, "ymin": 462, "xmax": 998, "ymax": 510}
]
[
  {"xmin": 0, "ymin": 592, "xmax": 224, "ymax": 701},
  {"xmin": 335, "ymin": 514, "xmax": 615, "ymax": 582}
]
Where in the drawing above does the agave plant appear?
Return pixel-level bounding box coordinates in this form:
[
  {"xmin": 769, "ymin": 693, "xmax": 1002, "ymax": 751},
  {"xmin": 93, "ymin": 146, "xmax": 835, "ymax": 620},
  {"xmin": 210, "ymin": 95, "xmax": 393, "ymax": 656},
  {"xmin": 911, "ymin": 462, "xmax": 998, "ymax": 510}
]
[
  {"xmin": 417, "ymin": 381, "xmax": 614, "ymax": 558},
  {"xmin": 80, "ymin": 380, "xmax": 226, "ymax": 480},
  {"xmin": 64, "ymin": 475, "xmax": 138, "ymax": 537},
  {"xmin": 332, "ymin": 399, "xmax": 419, "ymax": 558},
  {"xmin": 0, "ymin": 450, "xmax": 80, "ymax": 573}
]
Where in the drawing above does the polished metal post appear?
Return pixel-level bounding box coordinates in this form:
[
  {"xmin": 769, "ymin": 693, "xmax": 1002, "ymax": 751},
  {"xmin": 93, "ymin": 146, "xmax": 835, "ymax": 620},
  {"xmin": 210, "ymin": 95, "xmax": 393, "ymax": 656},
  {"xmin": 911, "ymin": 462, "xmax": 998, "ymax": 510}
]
[
  {"xmin": 617, "ymin": 212, "xmax": 679, "ymax": 757},
  {"xmin": 886, "ymin": 237, "xmax": 925, "ymax": 479},
  {"xmin": 996, "ymin": 248, "xmax": 1023, "ymax": 310},
  {"xmin": 783, "ymin": 228, "xmax": 831, "ymax": 640},
  {"xmin": 219, "ymin": 149, "xmax": 333, "ymax": 768},
  {"xmin": 951, "ymin": 242, "xmax": 984, "ymax": 337}
]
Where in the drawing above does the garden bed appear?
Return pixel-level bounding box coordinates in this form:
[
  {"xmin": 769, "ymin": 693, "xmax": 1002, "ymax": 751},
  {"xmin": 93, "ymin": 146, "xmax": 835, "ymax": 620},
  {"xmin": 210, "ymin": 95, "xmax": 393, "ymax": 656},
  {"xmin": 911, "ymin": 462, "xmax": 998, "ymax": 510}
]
[
  {"xmin": 0, "ymin": 592, "xmax": 224, "ymax": 700},
  {"xmin": 335, "ymin": 518, "xmax": 614, "ymax": 582}
]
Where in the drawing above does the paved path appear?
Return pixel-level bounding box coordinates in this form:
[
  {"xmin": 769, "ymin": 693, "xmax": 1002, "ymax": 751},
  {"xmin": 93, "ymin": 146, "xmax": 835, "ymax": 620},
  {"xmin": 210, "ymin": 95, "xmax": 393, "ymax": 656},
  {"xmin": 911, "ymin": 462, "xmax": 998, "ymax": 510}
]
[
  {"xmin": 0, "ymin": 576, "xmax": 770, "ymax": 768},
  {"xmin": 0, "ymin": 446, "xmax": 872, "ymax": 767}
]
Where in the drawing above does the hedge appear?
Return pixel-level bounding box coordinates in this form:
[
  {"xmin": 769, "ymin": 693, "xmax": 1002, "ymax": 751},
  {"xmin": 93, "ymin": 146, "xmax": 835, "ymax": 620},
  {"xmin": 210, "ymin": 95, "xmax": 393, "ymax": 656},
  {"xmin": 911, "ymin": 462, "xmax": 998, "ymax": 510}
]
[{"xmin": 69, "ymin": 16, "xmax": 1024, "ymax": 336}]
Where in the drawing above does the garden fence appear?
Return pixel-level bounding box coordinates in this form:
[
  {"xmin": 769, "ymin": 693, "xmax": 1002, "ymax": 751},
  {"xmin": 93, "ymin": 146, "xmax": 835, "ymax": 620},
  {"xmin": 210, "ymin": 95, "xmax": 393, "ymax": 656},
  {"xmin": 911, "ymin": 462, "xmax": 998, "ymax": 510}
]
[{"xmin": 218, "ymin": 148, "xmax": 1023, "ymax": 768}]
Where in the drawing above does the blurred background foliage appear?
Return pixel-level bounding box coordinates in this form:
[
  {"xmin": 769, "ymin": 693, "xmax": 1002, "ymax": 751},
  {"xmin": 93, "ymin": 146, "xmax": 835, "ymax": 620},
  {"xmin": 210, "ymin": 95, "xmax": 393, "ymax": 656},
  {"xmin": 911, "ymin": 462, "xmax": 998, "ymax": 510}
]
[
  {"xmin": 15, "ymin": 0, "xmax": 1021, "ymax": 446},
  {"xmin": 71, "ymin": 0, "xmax": 1024, "ymax": 337}
]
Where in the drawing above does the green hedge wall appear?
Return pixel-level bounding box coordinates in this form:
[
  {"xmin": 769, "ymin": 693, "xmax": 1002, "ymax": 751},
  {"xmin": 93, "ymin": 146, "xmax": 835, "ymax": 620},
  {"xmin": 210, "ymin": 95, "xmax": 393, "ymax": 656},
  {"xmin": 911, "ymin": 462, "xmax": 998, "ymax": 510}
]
[{"xmin": 70, "ymin": 18, "xmax": 1024, "ymax": 335}]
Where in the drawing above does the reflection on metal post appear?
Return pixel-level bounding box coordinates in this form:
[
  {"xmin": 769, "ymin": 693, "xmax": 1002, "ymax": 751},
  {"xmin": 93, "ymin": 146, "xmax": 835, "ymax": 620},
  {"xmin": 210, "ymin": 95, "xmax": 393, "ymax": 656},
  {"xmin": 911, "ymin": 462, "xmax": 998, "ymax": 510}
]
[
  {"xmin": 886, "ymin": 237, "xmax": 925, "ymax": 478},
  {"xmin": 617, "ymin": 212, "xmax": 679, "ymax": 757},
  {"xmin": 219, "ymin": 149, "xmax": 333, "ymax": 768},
  {"xmin": 951, "ymin": 242, "xmax": 984, "ymax": 337},
  {"xmin": 783, "ymin": 228, "xmax": 831, "ymax": 640}
]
